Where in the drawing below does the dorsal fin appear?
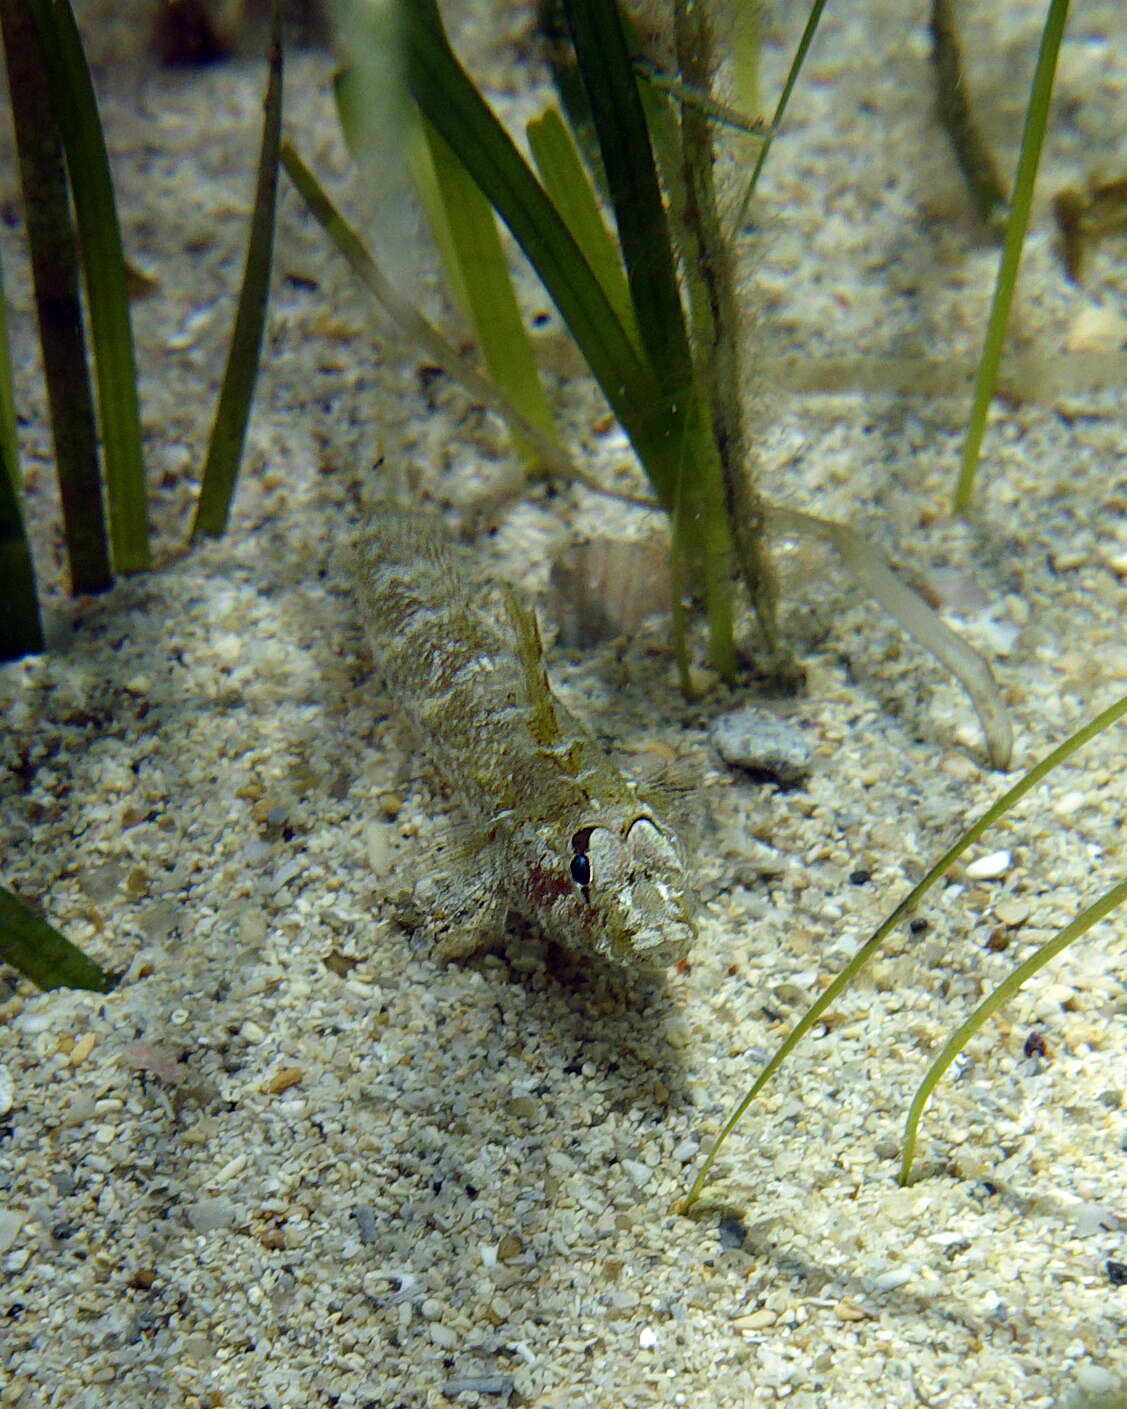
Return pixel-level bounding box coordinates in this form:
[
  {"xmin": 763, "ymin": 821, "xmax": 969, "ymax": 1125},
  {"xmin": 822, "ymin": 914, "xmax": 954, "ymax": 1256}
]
[{"xmin": 501, "ymin": 585, "xmax": 561, "ymax": 747}]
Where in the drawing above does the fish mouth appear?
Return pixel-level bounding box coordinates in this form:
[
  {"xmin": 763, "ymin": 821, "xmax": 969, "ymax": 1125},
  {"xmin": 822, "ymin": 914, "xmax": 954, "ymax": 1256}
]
[
  {"xmin": 653, "ymin": 919, "xmax": 696, "ymax": 968},
  {"xmin": 614, "ymin": 915, "xmax": 696, "ymax": 970}
]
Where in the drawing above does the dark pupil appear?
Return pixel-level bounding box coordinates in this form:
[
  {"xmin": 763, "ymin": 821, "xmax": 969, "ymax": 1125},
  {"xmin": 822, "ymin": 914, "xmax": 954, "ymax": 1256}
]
[{"xmin": 570, "ymin": 853, "xmax": 591, "ymax": 887}]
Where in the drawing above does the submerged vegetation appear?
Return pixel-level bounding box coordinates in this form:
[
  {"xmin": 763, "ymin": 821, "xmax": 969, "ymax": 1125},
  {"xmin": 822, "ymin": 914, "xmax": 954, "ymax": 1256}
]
[
  {"xmin": 314, "ymin": 0, "xmax": 1013, "ymax": 752},
  {"xmin": 679, "ymin": 691, "xmax": 1127, "ymax": 1212},
  {"xmin": 0, "ymin": 0, "xmax": 282, "ymax": 664},
  {"xmin": 0, "ymin": 0, "xmax": 283, "ymax": 987}
]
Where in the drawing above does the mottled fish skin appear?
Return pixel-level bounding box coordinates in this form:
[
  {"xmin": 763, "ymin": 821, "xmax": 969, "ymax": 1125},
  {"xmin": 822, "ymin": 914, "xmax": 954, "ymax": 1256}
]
[{"xmin": 354, "ymin": 505, "xmax": 696, "ymax": 969}]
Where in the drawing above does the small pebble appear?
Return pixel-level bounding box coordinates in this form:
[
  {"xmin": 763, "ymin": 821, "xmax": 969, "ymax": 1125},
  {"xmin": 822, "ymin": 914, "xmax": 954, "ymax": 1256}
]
[
  {"xmin": 496, "ymin": 1232, "xmax": 522, "ymax": 1263},
  {"xmin": 731, "ymin": 1309, "xmax": 777, "ymax": 1331},
  {"xmin": 215, "ymin": 1153, "xmax": 247, "ymax": 1184},
  {"xmin": 1103, "ymin": 547, "xmax": 1127, "ymax": 578},
  {"xmin": 965, "ymin": 849, "xmax": 1011, "ymax": 880},
  {"xmin": 365, "ymin": 822, "xmax": 392, "ymax": 875},
  {"xmin": 872, "ymin": 1266, "xmax": 913, "ymax": 1292},
  {"xmin": 362, "ymin": 1269, "xmax": 417, "ymax": 1303},
  {"xmin": 0, "ymin": 1209, "xmax": 22, "ymax": 1255},
  {"xmin": 265, "ymin": 1066, "xmax": 303, "ymax": 1095},
  {"xmin": 718, "ymin": 1217, "xmax": 747, "ymax": 1251},
  {"xmin": 1074, "ymin": 1365, "xmax": 1118, "ymax": 1396},
  {"xmin": 1022, "ymin": 1031, "xmax": 1048, "ymax": 1060},
  {"xmin": 993, "ymin": 897, "xmax": 1030, "ymax": 927},
  {"xmin": 378, "ymin": 792, "xmax": 403, "ymax": 819},
  {"xmin": 123, "ymin": 1042, "xmax": 190, "ymax": 1085},
  {"xmin": 353, "ymin": 1205, "xmax": 378, "ymax": 1245},
  {"xmin": 710, "ymin": 709, "xmax": 813, "ymax": 788},
  {"xmin": 620, "ymin": 1159, "xmax": 654, "ymax": 1188},
  {"xmin": 0, "ymin": 1065, "xmax": 12, "ymax": 1117},
  {"xmin": 833, "ymin": 1300, "xmax": 874, "ymax": 1322},
  {"xmin": 186, "ymin": 1198, "xmax": 238, "ymax": 1233},
  {"xmin": 1053, "ymin": 790, "xmax": 1086, "ymax": 818},
  {"xmin": 1071, "ymin": 1203, "xmax": 1121, "ymax": 1237},
  {"xmin": 1065, "ymin": 305, "xmax": 1127, "ymax": 354}
]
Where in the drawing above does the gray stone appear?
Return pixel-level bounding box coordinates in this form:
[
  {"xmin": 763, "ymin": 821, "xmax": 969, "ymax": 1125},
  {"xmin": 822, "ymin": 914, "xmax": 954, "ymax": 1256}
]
[{"xmin": 710, "ymin": 708, "xmax": 813, "ymax": 788}]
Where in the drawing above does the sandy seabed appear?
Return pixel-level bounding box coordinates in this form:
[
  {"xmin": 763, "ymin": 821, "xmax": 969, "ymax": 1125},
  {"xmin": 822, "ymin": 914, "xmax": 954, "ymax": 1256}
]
[{"xmin": 2, "ymin": 2, "xmax": 1127, "ymax": 1406}]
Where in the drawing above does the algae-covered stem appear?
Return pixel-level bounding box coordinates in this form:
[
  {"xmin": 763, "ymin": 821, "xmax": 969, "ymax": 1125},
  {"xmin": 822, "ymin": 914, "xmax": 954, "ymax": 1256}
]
[
  {"xmin": 670, "ymin": 0, "xmax": 795, "ymax": 685},
  {"xmin": 929, "ymin": 0, "xmax": 1009, "ymax": 233}
]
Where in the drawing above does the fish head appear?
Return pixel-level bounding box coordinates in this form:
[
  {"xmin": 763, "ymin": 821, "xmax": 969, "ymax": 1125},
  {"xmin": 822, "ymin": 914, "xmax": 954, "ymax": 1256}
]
[{"xmin": 568, "ymin": 814, "xmax": 696, "ymax": 969}]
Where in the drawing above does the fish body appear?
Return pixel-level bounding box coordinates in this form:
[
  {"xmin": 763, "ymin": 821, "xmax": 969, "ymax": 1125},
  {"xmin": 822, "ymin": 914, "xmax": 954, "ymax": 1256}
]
[{"xmin": 354, "ymin": 506, "xmax": 695, "ymax": 969}]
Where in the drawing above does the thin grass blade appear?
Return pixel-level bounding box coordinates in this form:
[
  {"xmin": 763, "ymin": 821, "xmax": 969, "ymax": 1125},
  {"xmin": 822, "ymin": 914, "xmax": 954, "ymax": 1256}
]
[
  {"xmin": 726, "ymin": 0, "xmax": 761, "ymax": 126},
  {"xmin": 409, "ymin": 126, "xmax": 477, "ymax": 325},
  {"xmin": 419, "ymin": 117, "xmax": 559, "ymax": 468},
  {"xmin": 900, "ymin": 876, "xmax": 1127, "ymax": 1184},
  {"xmin": 537, "ymin": 0, "xmax": 607, "ymax": 196},
  {"xmin": 399, "ymin": 0, "xmax": 683, "ymax": 500},
  {"xmin": 0, "ymin": 884, "xmax": 112, "ymax": 992},
  {"xmin": 192, "ymin": 4, "xmax": 283, "ymax": 540},
  {"xmin": 930, "ymin": 0, "xmax": 1009, "ymax": 231},
  {"xmin": 0, "ymin": 247, "xmax": 18, "ymax": 485},
  {"xmin": 0, "ymin": 462, "xmax": 44, "ymax": 660},
  {"xmin": 526, "ymin": 106, "xmax": 636, "ymax": 345},
  {"xmin": 0, "ymin": 248, "xmax": 43, "ymax": 660},
  {"xmin": 560, "ymin": 0, "xmax": 693, "ymax": 408},
  {"xmin": 336, "ymin": 66, "xmax": 529, "ymax": 407},
  {"xmin": 953, "ymin": 0, "xmax": 1070, "ymax": 511},
  {"xmin": 0, "ymin": 449, "xmax": 43, "ymax": 661},
  {"xmin": 0, "ymin": 525, "xmax": 42, "ymax": 662},
  {"xmin": 281, "ymin": 143, "xmax": 603, "ymax": 492},
  {"xmin": 26, "ymin": 0, "xmax": 149, "ymax": 570},
  {"xmin": 0, "ymin": 0, "xmax": 110, "ymax": 595},
  {"xmin": 768, "ymin": 505, "xmax": 1012, "ymax": 769},
  {"xmin": 334, "ymin": 67, "xmax": 469, "ymax": 306},
  {"xmin": 539, "ymin": 1, "xmax": 686, "ymax": 238},
  {"xmin": 733, "ymin": 0, "xmax": 829, "ymax": 230}
]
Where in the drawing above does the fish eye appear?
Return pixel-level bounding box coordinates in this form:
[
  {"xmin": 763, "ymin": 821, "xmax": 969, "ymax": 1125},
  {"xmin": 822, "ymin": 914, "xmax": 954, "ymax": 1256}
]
[{"xmin": 570, "ymin": 826, "xmax": 595, "ymax": 888}]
